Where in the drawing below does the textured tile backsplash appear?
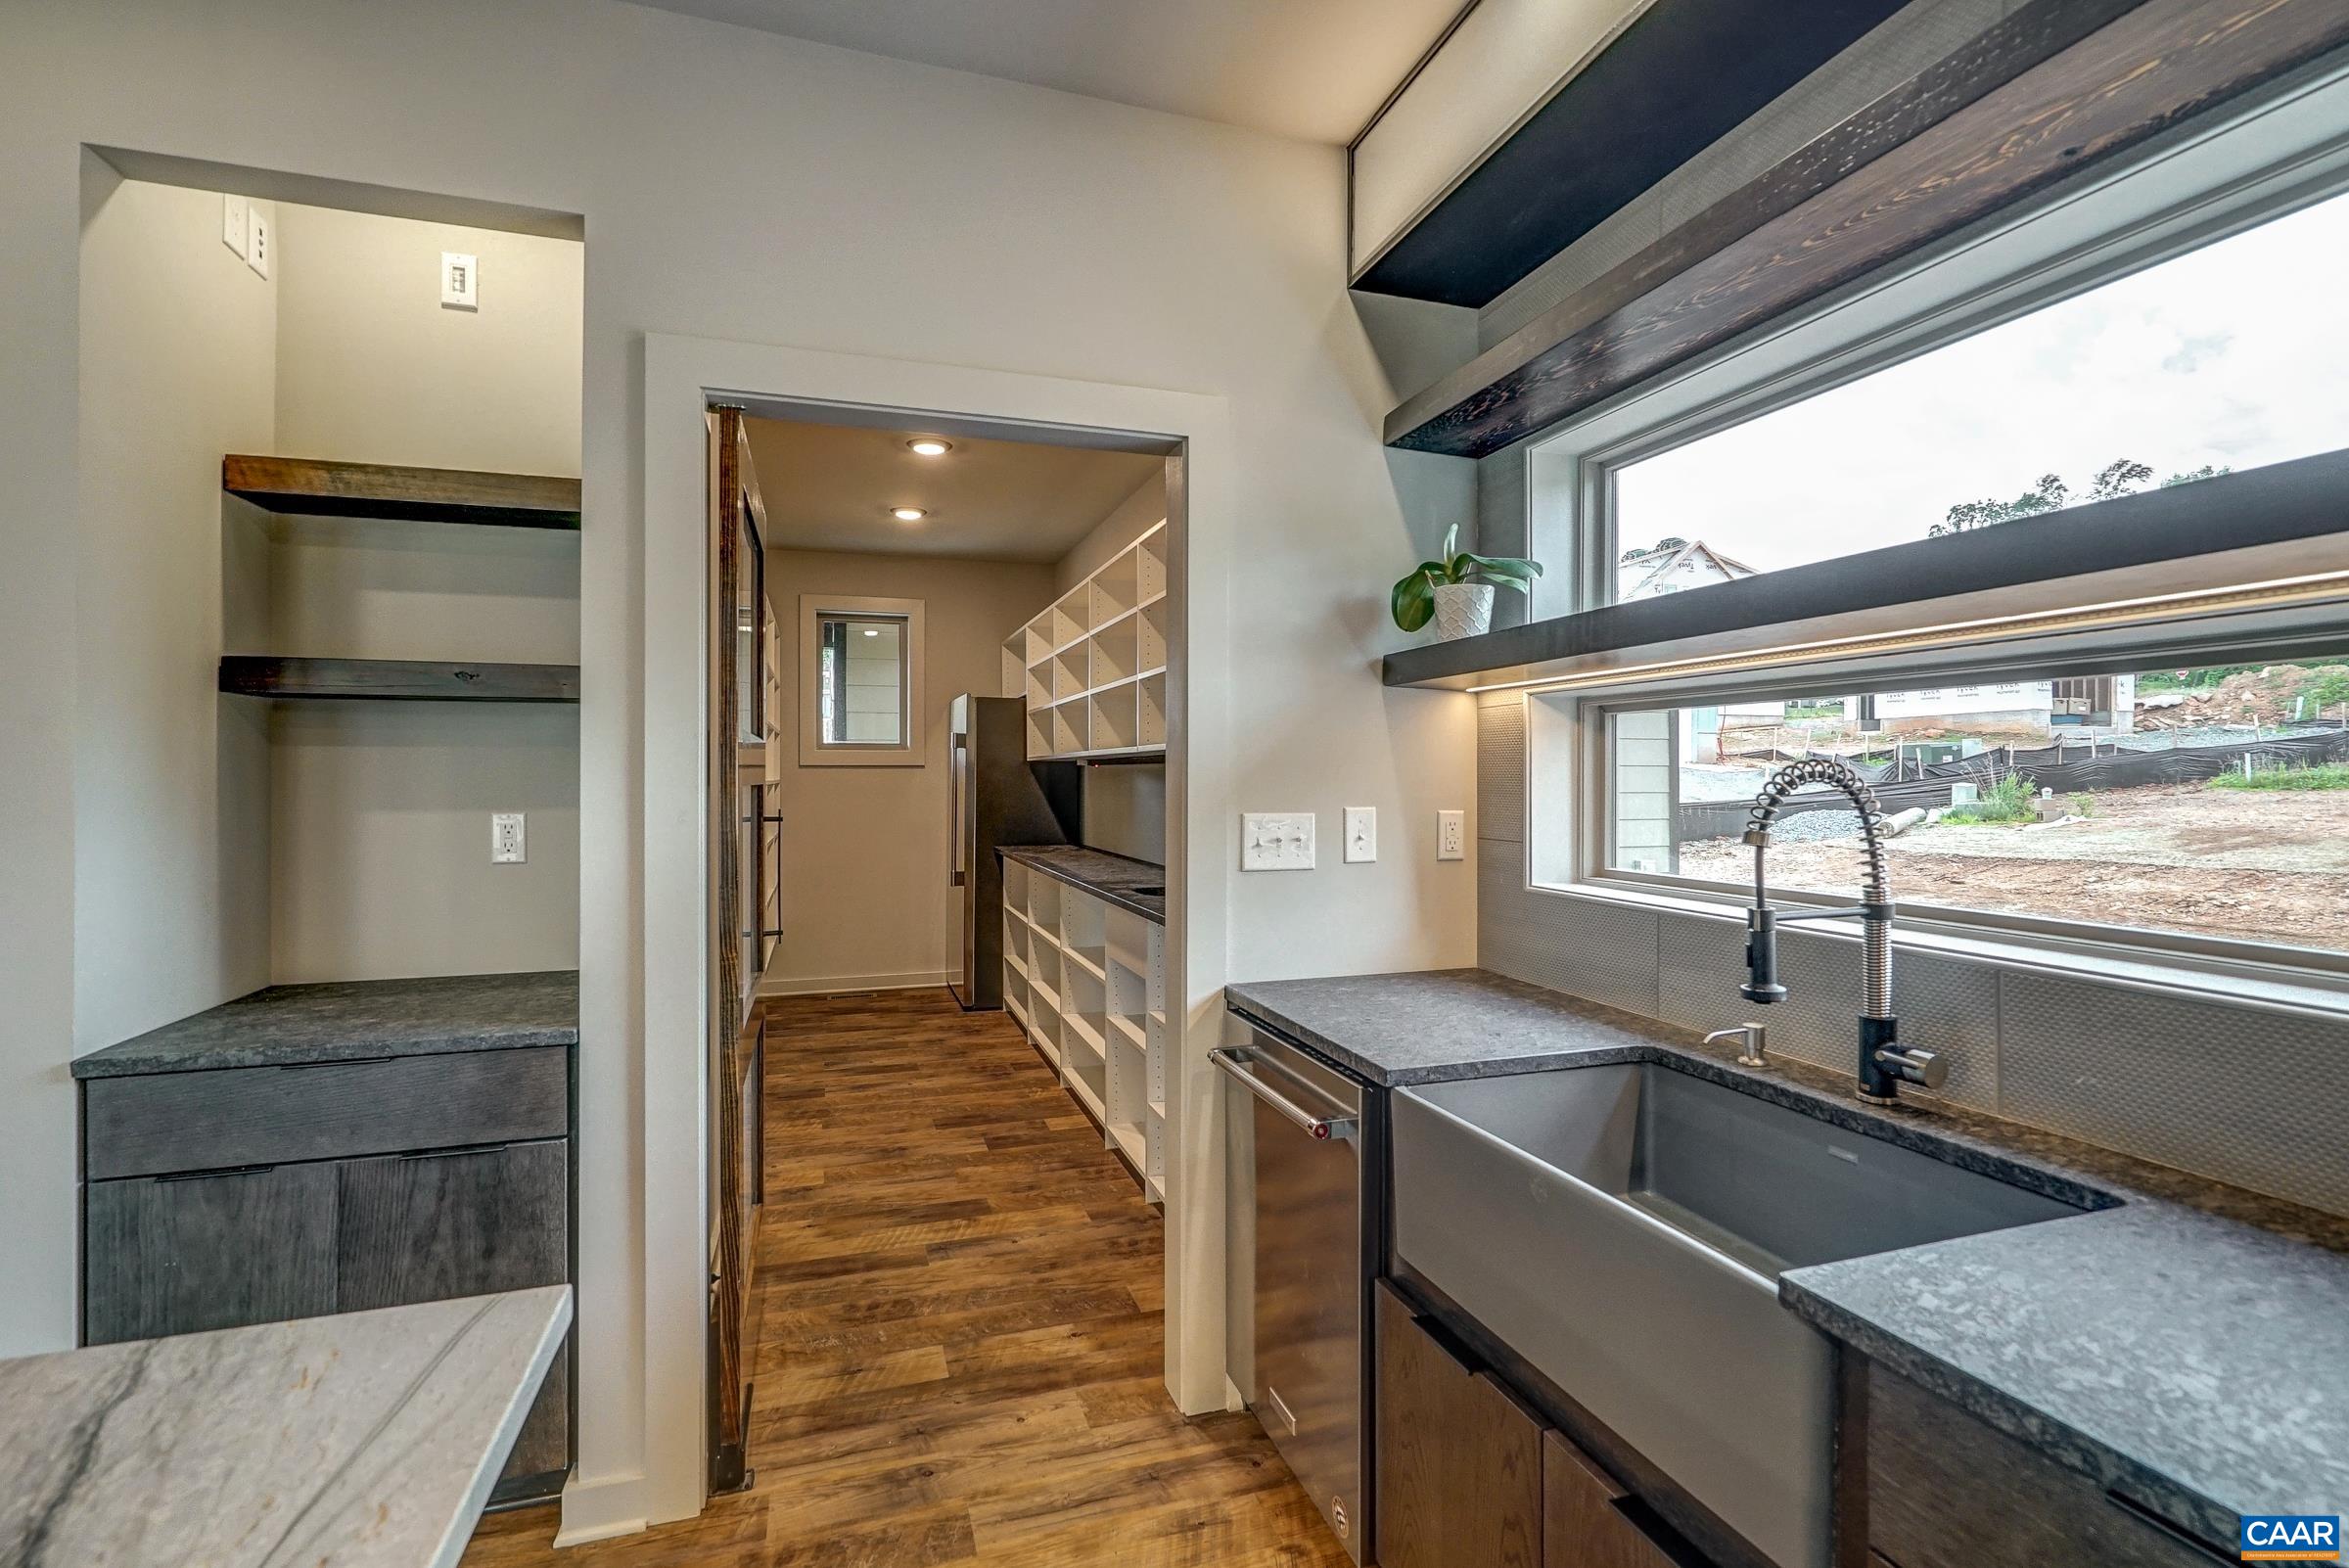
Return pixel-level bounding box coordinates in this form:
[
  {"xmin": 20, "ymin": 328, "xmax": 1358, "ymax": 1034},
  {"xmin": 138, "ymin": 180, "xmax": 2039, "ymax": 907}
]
[{"xmin": 1474, "ymin": 696, "xmax": 2349, "ymax": 1218}]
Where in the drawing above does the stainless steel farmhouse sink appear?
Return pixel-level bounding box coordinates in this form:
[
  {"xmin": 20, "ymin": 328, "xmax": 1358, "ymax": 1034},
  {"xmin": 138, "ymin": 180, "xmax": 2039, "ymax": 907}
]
[{"xmin": 1391, "ymin": 1061, "xmax": 2090, "ymax": 1568}]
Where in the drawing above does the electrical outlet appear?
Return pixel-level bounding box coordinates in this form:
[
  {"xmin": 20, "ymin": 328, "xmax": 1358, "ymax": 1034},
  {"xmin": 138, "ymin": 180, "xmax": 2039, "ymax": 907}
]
[
  {"xmin": 441, "ymin": 251, "xmax": 479, "ymax": 310},
  {"xmin": 245, "ymin": 203, "xmax": 271, "ymax": 279},
  {"xmin": 222, "ymin": 194, "xmax": 249, "ymax": 259},
  {"xmin": 1241, "ymin": 812, "xmax": 1314, "ymax": 872},
  {"xmin": 491, "ymin": 811, "xmax": 527, "ymax": 864},
  {"xmin": 1438, "ymin": 809, "xmax": 1465, "ymax": 861},
  {"xmin": 1344, "ymin": 806, "xmax": 1377, "ymax": 863}
]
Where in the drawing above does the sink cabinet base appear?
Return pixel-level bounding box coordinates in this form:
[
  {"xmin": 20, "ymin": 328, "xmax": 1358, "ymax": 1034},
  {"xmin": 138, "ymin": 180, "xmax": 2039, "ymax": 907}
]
[{"xmin": 1376, "ymin": 1278, "xmax": 1708, "ymax": 1568}]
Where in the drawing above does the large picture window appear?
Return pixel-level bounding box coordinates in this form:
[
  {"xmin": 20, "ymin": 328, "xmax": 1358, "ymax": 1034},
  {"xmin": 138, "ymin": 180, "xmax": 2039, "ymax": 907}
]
[
  {"xmin": 1607, "ymin": 187, "xmax": 2349, "ymax": 602},
  {"xmin": 1591, "ymin": 651, "xmax": 2349, "ymax": 958},
  {"xmin": 1507, "ymin": 123, "xmax": 2349, "ymax": 982}
]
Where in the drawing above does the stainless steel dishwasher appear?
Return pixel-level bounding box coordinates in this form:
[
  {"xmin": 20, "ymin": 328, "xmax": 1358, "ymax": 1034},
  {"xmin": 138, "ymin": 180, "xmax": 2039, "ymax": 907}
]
[{"xmin": 1216, "ymin": 1023, "xmax": 1378, "ymax": 1564}]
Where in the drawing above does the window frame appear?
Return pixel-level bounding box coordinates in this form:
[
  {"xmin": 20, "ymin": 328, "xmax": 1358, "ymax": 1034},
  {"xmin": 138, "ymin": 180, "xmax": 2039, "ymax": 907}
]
[
  {"xmin": 1504, "ymin": 62, "xmax": 2349, "ymax": 994},
  {"xmin": 797, "ymin": 592, "xmax": 924, "ymax": 767},
  {"xmin": 1511, "ymin": 63, "xmax": 2349, "ymax": 623}
]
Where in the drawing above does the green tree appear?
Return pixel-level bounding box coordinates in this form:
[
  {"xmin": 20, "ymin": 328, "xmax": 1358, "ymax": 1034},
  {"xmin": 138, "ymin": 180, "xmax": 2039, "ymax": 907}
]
[
  {"xmin": 1929, "ymin": 473, "xmax": 2068, "ymax": 535},
  {"xmin": 2088, "ymin": 458, "xmax": 2154, "ymax": 500},
  {"xmin": 1929, "ymin": 458, "xmax": 2232, "ymax": 537}
]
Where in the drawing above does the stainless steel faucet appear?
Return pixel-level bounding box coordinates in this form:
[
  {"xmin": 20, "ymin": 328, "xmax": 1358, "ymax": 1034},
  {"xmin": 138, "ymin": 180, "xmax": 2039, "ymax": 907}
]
[{"xmin": 1738, "ymin": 759, "xmax": 1948, "ymax": 1104}]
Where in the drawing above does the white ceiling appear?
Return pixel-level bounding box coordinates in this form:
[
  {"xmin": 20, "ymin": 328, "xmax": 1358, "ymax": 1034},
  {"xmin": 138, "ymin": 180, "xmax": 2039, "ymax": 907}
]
[
  {"xmin": 744, "ymin": 416, "xmax": 1163, "ymax": 561},
  {"xmin": 624, "ymin": 0, "xmax": 1466, "ymax": 143}
]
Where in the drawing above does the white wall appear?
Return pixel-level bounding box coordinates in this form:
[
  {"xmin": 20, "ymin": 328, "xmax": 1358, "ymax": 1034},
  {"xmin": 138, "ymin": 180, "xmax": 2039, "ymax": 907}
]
[
  {"xmin": 5, "ymin": 0, "xmax": 1477, "ymax": 1532},
  {"xmin": 261, "ymin": 200, "xmax": 584, "ymax": 980},
  {"xmin": 762, "ymin": 548, "xmax": 1055, "ymax": 992},
  {"xmin": 1056, "ymin": 471, "xmax": 1165, "ymax": 591},
  {"xmin": 274, "ymin": 203, "xmax": 583, "ymax": 474},
  {"xmin": 74, "ymin": 172, "xmax": 278, "ymax": 1055}
]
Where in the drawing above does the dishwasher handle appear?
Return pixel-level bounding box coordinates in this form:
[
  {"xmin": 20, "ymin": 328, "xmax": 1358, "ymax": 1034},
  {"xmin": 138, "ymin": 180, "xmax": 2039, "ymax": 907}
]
[{"xmin": 1211, "ymin": 1046, "xmax": 1359, "ymax": 1142}]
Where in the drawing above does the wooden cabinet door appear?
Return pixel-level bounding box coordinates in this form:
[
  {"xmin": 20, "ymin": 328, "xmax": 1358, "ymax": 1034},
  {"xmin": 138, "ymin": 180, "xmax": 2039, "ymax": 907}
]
[
  {"xmin": 1375, "ymin": 1279, "xmax": 1543, "ymax": 1568},
  {"xmin": 84, "ymin": 1164, "xmax": 338, "ymax": 1345},
  {"xmin": 1865, "ymin": 1363, "xmax": 2223, "ymax": 1568},
  {"xmin": 338, "ymin": 1139, "xmax": 570, "ymax": 1482},
  {"xmin": 1543, "ymin": 1429, "xmax": 1678, "ymax": 1568}
]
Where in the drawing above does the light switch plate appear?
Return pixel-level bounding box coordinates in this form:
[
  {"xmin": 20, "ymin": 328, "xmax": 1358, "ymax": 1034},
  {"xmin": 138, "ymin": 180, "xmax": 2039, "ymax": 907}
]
[
  {"xmin": 245, "ymin": 204, "xmax": 271, "ymax": 279},
  {"xmin": 222, "ymin": 194, "xmax": 249, "ymax": 259},
  {"xmin": 1241, "ymin": 811, "xmax": 1314, "ymax": 872},
  {"xmin": 1344, "ymin": 806, "xmax": 1376, "ymax": 863},
  {"xmin": 441, "ymin": 251, "xmax": 480, "ymax": 309},
  {"xmin": 1438, "ymin": 809, "xmax": 1465, "ymax": 860},
  {"xmin": 491, "ymin": 811, "xmax": 527, "ymax": 864}
]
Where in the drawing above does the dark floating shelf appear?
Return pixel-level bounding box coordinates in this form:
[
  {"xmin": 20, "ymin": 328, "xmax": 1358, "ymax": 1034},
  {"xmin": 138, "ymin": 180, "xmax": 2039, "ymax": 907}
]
[
  {"xmin": 223, "ymin": 455, "xmax": 580, "ymax": 530},
  {"xmin": 1384, "ymin": 0, "xmax": 2349, "ymax": 457},
  {"xmin": 1383, "ymin": 453, "xmax": 2349, "ymax": 690},
  {"xmin": 220, "ymin": 656, "xmax": 581, "ymax": 703}
]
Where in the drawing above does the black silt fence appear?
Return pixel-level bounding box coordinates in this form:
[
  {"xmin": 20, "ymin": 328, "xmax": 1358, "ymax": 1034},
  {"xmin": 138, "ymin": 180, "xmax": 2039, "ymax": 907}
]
[{"xmin": 1679, "ymin": 728, "xmax": 2349, "ymax": 842}]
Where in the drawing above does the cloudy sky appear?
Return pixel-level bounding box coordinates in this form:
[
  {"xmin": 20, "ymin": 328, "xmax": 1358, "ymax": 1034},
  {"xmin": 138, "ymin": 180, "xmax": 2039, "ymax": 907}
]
[{"xmin": 1614, "ymin": 188, "xmax": 2349, "ymax": 573}]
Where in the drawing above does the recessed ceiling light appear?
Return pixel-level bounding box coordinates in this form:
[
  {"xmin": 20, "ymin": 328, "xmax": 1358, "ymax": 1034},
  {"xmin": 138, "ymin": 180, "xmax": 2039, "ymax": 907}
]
[
  {"xmin": 906, "ymin": 438, "xmax": 951, "ymax": 457},
  {"xmin": 891, "ymin": 506, "xmax": 927, "ymax": 522}
]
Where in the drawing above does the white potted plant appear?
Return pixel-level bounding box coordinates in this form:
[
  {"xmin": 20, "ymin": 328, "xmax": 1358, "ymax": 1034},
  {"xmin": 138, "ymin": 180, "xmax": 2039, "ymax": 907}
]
[{"xmin": 1391, "ymin": 525, "xmax": 1543, "ymax": 640}]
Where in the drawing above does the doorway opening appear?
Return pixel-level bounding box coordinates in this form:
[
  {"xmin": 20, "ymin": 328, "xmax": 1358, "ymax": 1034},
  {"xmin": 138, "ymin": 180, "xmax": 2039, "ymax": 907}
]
[{"xmin": 700, "ymin": 401, "xmax": 1193, "ymax": 1506}]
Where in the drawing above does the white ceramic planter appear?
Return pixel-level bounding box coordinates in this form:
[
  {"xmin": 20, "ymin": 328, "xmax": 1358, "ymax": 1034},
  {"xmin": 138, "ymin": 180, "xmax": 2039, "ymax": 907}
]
[{"xmin": 1432, "ymin": 581, "xmax": 1495, "ymax": 640}]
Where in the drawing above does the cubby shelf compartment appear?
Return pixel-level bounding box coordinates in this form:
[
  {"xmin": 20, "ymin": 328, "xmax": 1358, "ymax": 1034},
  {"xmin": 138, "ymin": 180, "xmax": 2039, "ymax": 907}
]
[
  {"xmin": 1004, "ymin": 858, "xmax": 1170, "ymax": 1218},
  {"xmin": 1002, "ymin": 520, "xmax": 1170, "ymax": 761},
  {"xmin": 219, "ymin": 656, "xmax": 581, "ymax": 703},
  {"xmin": 223, "ymin": 455, "xmax": 581, "ymax": 530}
]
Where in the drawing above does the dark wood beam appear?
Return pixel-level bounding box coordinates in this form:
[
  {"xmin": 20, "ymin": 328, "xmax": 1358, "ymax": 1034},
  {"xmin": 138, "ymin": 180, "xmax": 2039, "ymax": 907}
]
[
  {"xmin": 219, "ymin": 656, "xmax": 581, "ymax": 703},
  {"xmin": 1351, "ymin": 0, "xmax": 1913, "ymax": 307},
  {"xmin": 1382, "ymin": 450, "xmax": 2349, "ymax": 687},
  {"xmin": 1387, "ymin": 0, "xmax": 2349, "ymax": 458},
  {"xmin": 223, "ymin": 456, "xmax": 581, "ymax": 529}
]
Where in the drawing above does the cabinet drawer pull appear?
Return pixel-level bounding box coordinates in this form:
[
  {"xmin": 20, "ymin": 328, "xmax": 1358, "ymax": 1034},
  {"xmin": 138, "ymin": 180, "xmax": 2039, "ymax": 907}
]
[
  {"xmin": 399, "ymin": 1142, "xmax": 510, "ymax": 1162},
  {"xmin": 276, "ymin": 1055, "xmax": 394, "ymax": 1071},
  {"xmin": 2104, "ymin": 1490, "xmax": 2234, "ymax": 1564},
  {"xmin": 155, "ymin": 1164, "xmax": 276, "ymax": 1181}
]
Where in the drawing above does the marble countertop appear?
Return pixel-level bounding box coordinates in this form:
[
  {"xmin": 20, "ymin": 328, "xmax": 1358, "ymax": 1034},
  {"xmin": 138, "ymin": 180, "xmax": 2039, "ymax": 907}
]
[
  {"xmin": 998, "ymin": 845, "xmax": 1166, "ymax": 924},
  {"xmin": 0, "ymin": 1285, "xmax": 570, "ymax": 1568},
  {"xmin": 1228, "ymin": 967, "xmax": 2349, "ymax": 1551},
  {"xmin": 72, "ymin": 971, "xmax": 580, "ymax": 1079}
]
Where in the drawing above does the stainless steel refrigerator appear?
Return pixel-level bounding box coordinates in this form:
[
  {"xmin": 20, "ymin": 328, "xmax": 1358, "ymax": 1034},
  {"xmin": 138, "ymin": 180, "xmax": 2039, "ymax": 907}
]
[{"xmin": 948, "ymin": 695, "xmax": 1073, "ymax": 1008}]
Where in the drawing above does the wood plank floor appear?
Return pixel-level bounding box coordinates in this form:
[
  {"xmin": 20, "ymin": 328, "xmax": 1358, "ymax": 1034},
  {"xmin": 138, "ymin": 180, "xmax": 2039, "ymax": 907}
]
[{"xmin": 463, "ymin": 988, "xmax": 1347, "ymax": 1568}]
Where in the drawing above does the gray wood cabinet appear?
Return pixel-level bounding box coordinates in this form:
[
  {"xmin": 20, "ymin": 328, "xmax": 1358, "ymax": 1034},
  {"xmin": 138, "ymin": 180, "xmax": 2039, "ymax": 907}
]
[
  {"xmin": 1861, "ymin": 1361, "xmax": 2226, "ymax": 1568},
  {"xmin": 83, "ymin": 1164, "xmax": 339, "ymax": 1345},
  {"xmin": 80, "ymin": 1048, "xmax": 574, "ymax": 1502}
]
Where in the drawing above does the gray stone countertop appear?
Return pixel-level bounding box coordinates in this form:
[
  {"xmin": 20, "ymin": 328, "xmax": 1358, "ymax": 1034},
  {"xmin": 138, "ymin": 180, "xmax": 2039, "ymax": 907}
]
[
  {"xmin": 1226, "ymin": 967, "xmax": 2349, "ymax": 1552},
  {"xmin": 72, "ymin": 971, "xmax": 580, "ymax": 1079},
  {"xmin": 998, "ymin": 845, "xmax": 1166, "ymax": 924},
  {"xmin": 0, "ymin": 1285, "xmax": 571, "ymax": 1568}
]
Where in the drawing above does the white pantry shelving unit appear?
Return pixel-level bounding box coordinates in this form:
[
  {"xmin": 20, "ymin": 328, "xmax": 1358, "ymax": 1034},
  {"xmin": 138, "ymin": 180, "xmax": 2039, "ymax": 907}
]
[
  {"xmin": 1003, "ymin": 521, "xmax": 1170, "ymax": 761},
  {"xmin": 1000, "ymin": 856, "xmax": 1167, "ymax": 1206}
]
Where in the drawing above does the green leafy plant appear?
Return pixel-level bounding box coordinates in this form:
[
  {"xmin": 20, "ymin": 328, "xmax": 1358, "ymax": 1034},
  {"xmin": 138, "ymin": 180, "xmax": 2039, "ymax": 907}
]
[
  {"xmin": 1391, "ymin": 525, "xmax": 1544, "ymax": 632},
  {"xmin": 1942, "ymin": 772, "xmax": 2037, "ymax": 825}
]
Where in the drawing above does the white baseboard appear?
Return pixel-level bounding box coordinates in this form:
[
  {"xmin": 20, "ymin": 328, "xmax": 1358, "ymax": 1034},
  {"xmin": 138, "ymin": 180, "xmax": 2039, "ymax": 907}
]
[
  {"xmin": 759, "ymin": 968, "xmax": 954, "ymax": 997},
  {"xmin": 551, "ymin": 1472, "xmax": 653, "ymax": 1546}
]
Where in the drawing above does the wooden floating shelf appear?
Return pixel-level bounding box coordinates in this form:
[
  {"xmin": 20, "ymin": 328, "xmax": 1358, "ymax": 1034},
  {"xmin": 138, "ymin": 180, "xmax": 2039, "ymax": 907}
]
[
  {"xmin": 1382, "ymin": 454, "xmax": 2349, "ymax": 691},
  {"xmin": 1382, "ymin": 0, "xmax": 2349, "ymax": 456},
  {"xmin": 223, "ymin": 455, "xmax": 581, "ymax": 530},
  {"xmin": 220, "ymin": 656, "xmax": 581, "ymax": 703}
]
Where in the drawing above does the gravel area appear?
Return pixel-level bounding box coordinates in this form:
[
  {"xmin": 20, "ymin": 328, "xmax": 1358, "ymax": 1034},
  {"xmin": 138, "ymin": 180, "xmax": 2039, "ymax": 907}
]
[{"xmin": 1677, "ymin": 782, "xmax": 2349, "ymax": 946}]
